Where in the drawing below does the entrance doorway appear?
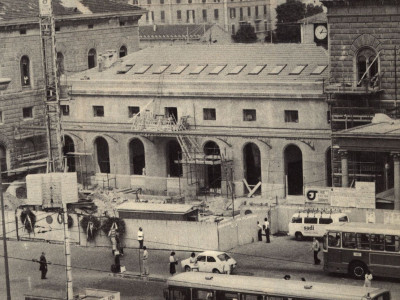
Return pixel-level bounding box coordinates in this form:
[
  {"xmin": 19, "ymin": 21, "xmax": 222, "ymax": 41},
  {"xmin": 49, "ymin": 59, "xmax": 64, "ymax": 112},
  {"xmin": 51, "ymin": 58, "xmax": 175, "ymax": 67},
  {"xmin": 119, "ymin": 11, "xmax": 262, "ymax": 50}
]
[
  {"xmin": 284, "ymin": 145, "xmax": 303, "ymax": 195},
  {"xmin": 204, "ymin": 141, "xmax": 221, "ymax": 189},
  {"xmin": 167, "ymin": 140, "xmax": 182, "ymax": 177},
  {"xmin": 94, "ymin": 137, "xmax": 110, "ymax": 173},
  {"xmin": 129, "ymin": 138, "xmax": 145, "ymax": 175},
  {"xmin": 63, "ymin": 135, "xmax": 75, "ymax": 172},
  {"xmin": 243, "ymin": 143, "xmax": 261, "ymax": 189}
]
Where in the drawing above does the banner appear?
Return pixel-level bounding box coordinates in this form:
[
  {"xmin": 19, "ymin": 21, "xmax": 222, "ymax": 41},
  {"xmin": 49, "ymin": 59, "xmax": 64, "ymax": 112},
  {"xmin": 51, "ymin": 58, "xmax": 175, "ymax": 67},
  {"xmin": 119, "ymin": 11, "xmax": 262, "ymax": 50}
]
[{"xmin": 305, "ymin": 187, "xmax": 330, "ymax": 204}]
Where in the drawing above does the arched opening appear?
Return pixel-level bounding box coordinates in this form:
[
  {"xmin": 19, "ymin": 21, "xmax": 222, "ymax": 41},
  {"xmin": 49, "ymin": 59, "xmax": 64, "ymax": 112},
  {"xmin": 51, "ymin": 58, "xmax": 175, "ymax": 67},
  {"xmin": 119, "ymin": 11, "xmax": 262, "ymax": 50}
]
[
  {"xmin": 356, "ymin": 47, "xmax": 379, "ymax": 86},
  {"xmin": 129, "ymin": 138, "xmax": 145, "ymax": 175},
  {"xmin": 56, "ymin": 52, "xmax": 65, "ymax": 76},
  {"xmin": 63, "ymin": 135, "xmax": 75, "ymax": 172},
  {"xmin": 204, "ymin": 141, "xmax": 221, "ymax": 189},
  {"xmin": 284, "ymin": 145, "xmax": 303, "ymax": 195},
  {"xmin": 243, "ymin": 143, "xmax": 261, "ymax": 192},
  {"xmin": 167, "ymin": 140, "xmax": 182, "ymax": 177},
  {"xmin": 119, "ymin": 46, "xmax": 127, "ymax": 58},
  {"xmin": 20, "ymin": 55, "xmax": 31, "ymax": 86},
  {"xmin": 326, "ymin": 147, "xmax": 332, "ymax": 187},
  {"xmin": 94, "ymin": 137, "xmax": 110, "ymax": 173},
  {"xmin": 88, "ymin": 48, "xmax": 97, "ymax": 69},
  {"xmin": 0, "ymin": 145, "xmax": 7, "ymax": 176}
]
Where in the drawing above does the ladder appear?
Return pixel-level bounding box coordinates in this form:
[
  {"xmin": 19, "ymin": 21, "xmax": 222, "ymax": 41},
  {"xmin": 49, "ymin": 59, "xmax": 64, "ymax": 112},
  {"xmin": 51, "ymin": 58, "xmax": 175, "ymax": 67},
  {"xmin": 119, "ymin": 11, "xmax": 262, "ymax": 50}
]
[{"xmin": 39, "ymin": 11, "xmax": 64, "ymax": 172}]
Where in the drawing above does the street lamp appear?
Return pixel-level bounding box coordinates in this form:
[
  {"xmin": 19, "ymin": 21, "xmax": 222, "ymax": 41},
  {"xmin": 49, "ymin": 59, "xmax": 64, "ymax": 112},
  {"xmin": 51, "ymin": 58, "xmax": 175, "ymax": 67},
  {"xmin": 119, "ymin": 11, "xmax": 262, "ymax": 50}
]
[{"xmin": 0, "ymin": 77, "xmax": 11, "ymax": 300}]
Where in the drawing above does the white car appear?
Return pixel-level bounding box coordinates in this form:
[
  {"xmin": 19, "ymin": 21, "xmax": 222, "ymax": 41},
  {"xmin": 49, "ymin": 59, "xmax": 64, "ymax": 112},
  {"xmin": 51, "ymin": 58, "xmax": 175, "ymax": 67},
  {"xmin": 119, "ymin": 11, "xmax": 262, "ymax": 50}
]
[{"xmin": 181, "ymin": 251, "xmax": 237, "ymax": 274}]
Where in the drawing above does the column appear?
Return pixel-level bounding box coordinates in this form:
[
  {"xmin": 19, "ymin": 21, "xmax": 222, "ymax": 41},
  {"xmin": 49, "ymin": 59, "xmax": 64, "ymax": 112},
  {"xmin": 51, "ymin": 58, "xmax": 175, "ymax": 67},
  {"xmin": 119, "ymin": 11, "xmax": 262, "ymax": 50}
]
[
  {"xmin": 339, "ymin": 150, "xmax": 349, "ymax": 187},
  {"xmin": 393, "ymin": 153, "xmax": 400, "ymax": 210}
]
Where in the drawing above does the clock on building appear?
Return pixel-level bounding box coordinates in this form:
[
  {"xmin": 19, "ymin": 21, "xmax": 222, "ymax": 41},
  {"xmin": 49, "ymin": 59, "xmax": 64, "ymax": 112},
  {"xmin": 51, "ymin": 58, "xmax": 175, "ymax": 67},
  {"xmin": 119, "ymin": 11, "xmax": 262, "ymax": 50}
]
[{"xmin": 314, "ymin": 24, "xmax": 328, "ymax": 42}]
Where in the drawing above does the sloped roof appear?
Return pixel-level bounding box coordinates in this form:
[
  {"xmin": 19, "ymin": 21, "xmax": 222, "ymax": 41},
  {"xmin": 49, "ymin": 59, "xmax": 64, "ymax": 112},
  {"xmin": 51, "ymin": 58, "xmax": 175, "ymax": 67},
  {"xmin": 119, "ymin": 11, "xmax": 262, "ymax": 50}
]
[
  {"xmin": 334, "ymin": 121, "xmax": 400, "ymax": 138},
  {"xmin": 0, "ymin": 0, "xmax": 141, "ymax": 21},
  {"xmin": 117, "ymin": 202, "xmax": 196, "ymax": 214},
  {"xmin": 140, "ymin": 24, "xmax": 214, "ymax": 40},
  {"xmin": 298, "ymin": 12, "xmax": 327, "ymax": 24}
]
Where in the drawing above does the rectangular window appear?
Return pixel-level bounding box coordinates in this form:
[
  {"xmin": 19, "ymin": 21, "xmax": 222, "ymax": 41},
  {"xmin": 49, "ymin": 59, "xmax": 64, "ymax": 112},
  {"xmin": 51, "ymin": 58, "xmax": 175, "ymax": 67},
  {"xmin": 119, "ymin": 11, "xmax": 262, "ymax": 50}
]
[
  {"xmin": 202, "ymin": 0, "xmax": 206, "ymax": 3},
  {"xmin": 171, "ymin": 65, "xmax": 188, "ymax": 74},
  {"xmin": 255, "ymin": 6, "xmax": 259, "ymax": 17},
  {"xmin": 371, "ymin": 234, "xmax": 384, "ymax": 251},
  {"xmin": 264, "ymin": 21, "xmax": 268, "ymax": 31},
  {"xmin": 284, "ymin": 110, "xmax": 298, "ymax": 123},
  {"xmin": 255, "ymin": 20, "xmax": 261, "ymax": 32},
  {"xmin": 269, "ymin": 64, "xmax": 286, "ymax": 75},
  {"xmin": 23, "ymin": 107, "xmax": 33, "ymax": 119},
  {"xmin": 55, "ymin": 26, "xmax": 60, "ymax": 32},
  {"xmin": 61, "ymin": 105, "xmax": 70, "ymax": 116},
  {"xmin": 263, "ymin": 4, "xmax": 267, "ymax": 15},
  {"xmin": 0, "ymin": 111, "xmax": 3, "ymax": 124},
  {"xmin": 328, "ymin": 232, "xmax": 341, "ymax": 248},
  {"xmin": 243, "ymin": 109, "xmax": 256, "ymax": 121},
  {"xmin": 135, "ymin": 64, "xmax": 152, "ymax": 74},
  {"xmin": 228, "ymin": 65, "xmax": 246, "ymax": 74},
  {"xmin": 214, "ymin": 9, "xmax": 219, "ymax": 19},
  {"xmin": 343, "ymin": 232, "xmax": 356, "ymax": 249},
  {"xmin": 327, "ymin": 111, "xmax": 331, "ymax": 124},
  {"xmin": 290, "ymin": 65, "xmax": 307, "ymax": 75},
  {"xmin": 385, "ymin": 235, "xmax": 400, "ymax": 252},
  {"xmin": 165, "ymin": 107, "xmax": 178, "ymax": 120},
  {"xmin": 202, "ymin": 9, "xmax": 207, "ymax": 21},
  {"xmin": 248, "ymin": 65, "xmax": 266, "ymax": 75},
  {"xmin": 177, "ymin": 10, "xmax": 182, "ymax": 20},
  {"xmin": 128, "ymin": 106, "xmax": 140, "ymax": 118},
  {"xmin": 357, "ymin": 233, "xmax": 370, "ymax": 250},
  {"xmin": 88, "ymin": 24, "xmax": 94, "ymax": 29},
  {"xmin": 161, "ymin": 11, "xmax": 165, "ymax": 22},
  {"xmin": 188, "ymin": 0, "xmax": 192, "ymax": 3},
  {"xmin": 247, "ymin": 6, "xmax": 251, "ymax": 16},
  {"xmin": 93, "ymin": 106, "xmax": 104, "ymax": 117},
  {"xmin": 291, "ymin": 217, "xmax": 302, "ymax": 223},
  {"xmin": 304, "ymin": 217, "xmax": 317, "ymax": 224},
  {"xmin": 147, "ymin": 0, "xmax": 151, "ymax": 4},
  {"xmin": 160, "ymin": 0, "xmax": 164, "ymax": 4},
  {"xmin": 146, "ymin": 12, "xmax": 149, "ymax": 21},
  {"xmin": 119, "ymin": 21, "xmax": 126, "ymax": 26},
  {"xmin": 117, "ymin": 64, "xmax": 135, "ymax": 74},
  {"xmin": 311, "ymin": 65, "xmax": 328, "ymax": 75},
  {"xmin": 239, "ymin": 7, "xmax": 243, "ymax": 19},
  {"xmin": 189, "ymin": 65, "xmax": 207, "ymax": 75},
  {"xmin": 319, "ymin": 218, "xmax": 332, "ymax": 225},
  {"xmin": 230, "ymin": 8, "xmax": 236, "ymax": 18},
  {"xmin": 209, "ymin": 65, "xmax": 226, "ymax": 75},
  {"xmin": 176, "ymin": 0, "xmax": 181, "ymax": 3},
  {"xmin": 153, "ymin": 64, "xmax": 170, "ymax": 74},
  {"xmin": 203, "ymin": 108, "xmax": 216, "ymax": 120}
]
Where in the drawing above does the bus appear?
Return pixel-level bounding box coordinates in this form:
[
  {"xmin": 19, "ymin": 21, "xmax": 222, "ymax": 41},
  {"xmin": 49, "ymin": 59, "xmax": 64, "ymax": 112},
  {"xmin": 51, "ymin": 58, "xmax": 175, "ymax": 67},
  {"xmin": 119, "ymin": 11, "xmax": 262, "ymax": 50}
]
[
  {"xmin": 164, "ymin": 272, "xmax": 390, "ymax": 300},
  {"xmin": 323, "ymin": 222, "xmax": 400, "ymax": 279}
]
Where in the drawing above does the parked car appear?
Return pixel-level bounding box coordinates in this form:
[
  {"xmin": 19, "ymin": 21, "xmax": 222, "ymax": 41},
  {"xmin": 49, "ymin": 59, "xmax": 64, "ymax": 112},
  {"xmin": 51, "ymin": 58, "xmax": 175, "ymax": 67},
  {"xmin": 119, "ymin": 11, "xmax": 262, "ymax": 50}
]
[{"xmin": 181, "ymin": 251, "xmax": 237, "ymax": 274}]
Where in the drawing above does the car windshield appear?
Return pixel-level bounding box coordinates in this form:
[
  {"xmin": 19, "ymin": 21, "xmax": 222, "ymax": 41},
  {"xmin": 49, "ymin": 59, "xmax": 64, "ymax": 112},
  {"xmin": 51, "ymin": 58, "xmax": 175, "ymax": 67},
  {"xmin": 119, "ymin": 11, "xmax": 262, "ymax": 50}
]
[{"xmin": 217, "ymin": 253, "xmax": 230, "ymax": 261}]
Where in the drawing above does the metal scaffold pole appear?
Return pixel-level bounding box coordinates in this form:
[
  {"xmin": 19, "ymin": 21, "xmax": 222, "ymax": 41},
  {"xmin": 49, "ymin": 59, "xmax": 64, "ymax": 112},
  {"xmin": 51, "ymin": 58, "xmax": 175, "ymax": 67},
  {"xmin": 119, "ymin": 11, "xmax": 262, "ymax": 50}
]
[{"xmin": 63, "ymin": 203, "xmax": 73, "ymax": 299}]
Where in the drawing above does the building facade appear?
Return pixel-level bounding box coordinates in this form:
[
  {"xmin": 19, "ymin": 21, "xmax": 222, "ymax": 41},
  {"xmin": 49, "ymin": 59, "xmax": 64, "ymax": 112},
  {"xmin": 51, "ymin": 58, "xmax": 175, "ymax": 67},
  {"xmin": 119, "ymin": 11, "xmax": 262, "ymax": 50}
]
[
  {"xmin": 63, "ymin": 44, "xmax": 331, "ymax": 199},
  {"xmin": 0, "ymin": 0, "xmax": 144, "ymax": 178}
]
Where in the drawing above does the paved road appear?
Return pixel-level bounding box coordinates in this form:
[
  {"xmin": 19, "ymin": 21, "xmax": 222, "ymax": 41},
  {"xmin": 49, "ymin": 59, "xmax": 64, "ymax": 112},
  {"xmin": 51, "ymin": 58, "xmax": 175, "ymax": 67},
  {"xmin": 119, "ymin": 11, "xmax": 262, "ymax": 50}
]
[{"xmin": 1, "ymin": 235, "xmax": 400, "ymax": 299}]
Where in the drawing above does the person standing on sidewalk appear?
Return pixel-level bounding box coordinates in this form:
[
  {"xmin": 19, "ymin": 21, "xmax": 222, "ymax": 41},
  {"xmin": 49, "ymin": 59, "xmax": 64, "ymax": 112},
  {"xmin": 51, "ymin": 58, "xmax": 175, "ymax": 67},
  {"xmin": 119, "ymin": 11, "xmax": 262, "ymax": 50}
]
[
  {"xmin": 142, "ymin": 246, "xmax": 149, "ymax": 276},
  {"xmin": 138, "ymin": 227, "xmax": 144, "ymax": 249},
  {"xmin": 169, "ymin": 252, "xmax": 178, "ymax": 275},
  {"xmin": 312, "ymin": 238, "xmax": 321, "ymax": 265},
  {"xmin": 257, "ymin": 221, "xmax": 262, "ymax": 242},
  {"xmin": 264, "ymin": 218, "xmax": 270, "ymax": 243},
  {"xmin": 39, "ymin": 252, "xmax": 48, "ymax": 279}
]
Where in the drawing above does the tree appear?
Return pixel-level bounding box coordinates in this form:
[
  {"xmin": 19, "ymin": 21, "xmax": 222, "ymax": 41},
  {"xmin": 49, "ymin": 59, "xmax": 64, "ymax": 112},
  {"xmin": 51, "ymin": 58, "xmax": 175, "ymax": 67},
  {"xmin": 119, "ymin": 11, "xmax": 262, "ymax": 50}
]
[
  {"xmin": 232, "ymin": 24, "xmax": 258, "ymax": 43},
  {"xmin": 275, "ymin": 0, "xmax": 323, "ymax": 43}
]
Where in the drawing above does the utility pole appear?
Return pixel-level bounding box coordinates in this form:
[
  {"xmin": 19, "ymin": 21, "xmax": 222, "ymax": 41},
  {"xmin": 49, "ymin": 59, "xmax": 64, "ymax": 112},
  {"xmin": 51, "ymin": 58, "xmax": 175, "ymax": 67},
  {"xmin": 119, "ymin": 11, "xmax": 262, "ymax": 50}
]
[{"xmin": 1, "ymin": 164, "xmax": 11, "ymax": 300}]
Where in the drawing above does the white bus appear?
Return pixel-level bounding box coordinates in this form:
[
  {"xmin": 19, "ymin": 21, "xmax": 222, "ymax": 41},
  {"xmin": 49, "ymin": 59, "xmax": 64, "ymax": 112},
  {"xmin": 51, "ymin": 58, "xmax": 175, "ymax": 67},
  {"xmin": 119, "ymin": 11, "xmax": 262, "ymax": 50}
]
[
  {"xmin": 288, "ymin": 212, "xmax": 349, "ymax": 240},
  {"xmin": 164, "ymin": 272, "xmax": 390, "ymax": 300}
]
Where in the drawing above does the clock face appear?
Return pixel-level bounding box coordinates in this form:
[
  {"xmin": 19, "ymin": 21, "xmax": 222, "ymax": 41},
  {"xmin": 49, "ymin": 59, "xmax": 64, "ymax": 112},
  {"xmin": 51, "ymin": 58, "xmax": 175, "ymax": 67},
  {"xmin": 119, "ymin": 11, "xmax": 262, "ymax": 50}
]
[{"xmin": 315, "ymin": 25, "xmax": 327, "ymax": 40}]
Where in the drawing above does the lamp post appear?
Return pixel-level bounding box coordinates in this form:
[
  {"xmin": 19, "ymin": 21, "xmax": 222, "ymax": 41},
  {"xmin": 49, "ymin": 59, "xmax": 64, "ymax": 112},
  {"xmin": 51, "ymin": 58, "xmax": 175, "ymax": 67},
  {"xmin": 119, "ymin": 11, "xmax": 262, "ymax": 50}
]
[{"xmin": 0, "ymin": 77, "xmax": 11, "ymax": 300}]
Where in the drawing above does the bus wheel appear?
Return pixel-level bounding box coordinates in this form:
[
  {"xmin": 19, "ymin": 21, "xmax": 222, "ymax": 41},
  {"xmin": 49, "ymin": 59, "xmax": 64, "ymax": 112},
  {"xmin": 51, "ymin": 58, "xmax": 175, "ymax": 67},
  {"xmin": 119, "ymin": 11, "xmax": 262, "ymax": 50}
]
[
  {"xmin": 295, "ymin": 232, "xmax": 303, "ymax": 241},
  {"xmin": 212, "ymin": 269, "xmax": 221, "ymax": 274},
  {"xmin": 185, "ymin": 266, "xmax": 191, "ymax": 272},
  {"xmin": 349, "ymin": 261, "xmax": 367, "ymax": 279}
]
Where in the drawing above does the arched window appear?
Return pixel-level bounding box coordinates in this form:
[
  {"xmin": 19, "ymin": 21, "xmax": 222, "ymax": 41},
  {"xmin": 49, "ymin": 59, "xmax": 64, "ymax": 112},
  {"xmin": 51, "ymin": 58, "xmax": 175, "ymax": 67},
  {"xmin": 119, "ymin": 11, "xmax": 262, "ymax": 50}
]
[
  {"xmin": 20, "ymin": 56, "xmax": 31, "ymax": 87},
  {"xmin": 119, "ymin": 46, "xmax": 127, "ymax": 58},
  {"xmin": 357, "ymin": 48, "xmax": 379, "ymax": 85},
  {"xmin": 57, "ymin": 52, "xmax": 65, "ymax": 76},
  {"xmin": 88, "ymin": 48, "xmax": 97, "ymax": 69}
]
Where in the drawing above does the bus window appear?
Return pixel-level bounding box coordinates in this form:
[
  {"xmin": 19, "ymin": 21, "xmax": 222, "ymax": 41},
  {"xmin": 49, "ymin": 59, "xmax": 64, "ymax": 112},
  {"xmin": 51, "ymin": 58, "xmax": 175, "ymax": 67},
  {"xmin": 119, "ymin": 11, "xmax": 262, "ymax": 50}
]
[
  {"xmin": 304, "ymin": 218, "xmax": 317, "ymax": 224},
  {"xmin": 215, "ymin": 291, "xmax": 239, "ymax": 300},
  {"xmin": 371, "ymin": 234, "xmax": 384, "ymax": 251},
  {"xmin": 328, "ymin": 232, "xmax": 341, "ymax": 247},
  {"xmin": 240, "ymin": 294, "xmax": 263, "ymax": 300},
  {"xmin": 267, "ymin": 297, "xmax": 283, "ymax": 300},
  {"xmin": 319, "ymin": 218, "xmax": 333, "ymax": 224},
  {"xmin": 170, "ymin": 288, "xmax": 190, "ymax": 300},
  {"xmin": 385, "ymin": 235, "xmax": 399, "ymax": 252},
  {"xmin": 343, "ymin": 232, "xmax": 356, "ymax": 248},
  {"xmin": 339, "ymin": 216, "xmax": 348, "ymax": 222},
  {"xmin": 193, "ymin": 289, "xmax": 214, "ymax": 300},
  {"xmin": 291, "ymin": 217, "xmax": 302, "ymax": 223},
  {"xmin": 357, "ymin": 233, "xmax": 370, "ymax": 250}
]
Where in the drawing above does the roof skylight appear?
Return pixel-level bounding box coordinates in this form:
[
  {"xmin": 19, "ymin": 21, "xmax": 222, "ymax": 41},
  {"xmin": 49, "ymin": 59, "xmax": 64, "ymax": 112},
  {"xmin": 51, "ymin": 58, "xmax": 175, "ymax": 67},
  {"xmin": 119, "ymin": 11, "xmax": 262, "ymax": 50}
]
[
  {"xmin": 171, "ymin": 65, "xmax": 189, "ymax": 74},
  {"xmin": 117, "ymin": 64, "xmax": 134, "ymax": 74},
  {"xmin": 248, "ymin": 65, "xmax": 266, "ymax": 75},
  {"xmin": 189, "ymin": 65, "xmax": 208, "ymax": 75},
  {"xmin": 209, "ymin": 65, "xmax": 226, "ymax": 75},
  {"xmin": 290, "ymin": 65, "xmax": 307, "ymax": 75},
  {"xmin": 311, "ymin": 65, "xmax": 328, "ymax": 75},
  {"xmin": 228, "ymin": 65, "xmax": 246, "ymax": 75},
  {"xmin": 135, "ymin": 64, "xmax": 152, "ymax": 74},
  {"xmin": 269, "ymin": 65, "xmax": 286, "ymax": 75},
  {"xmin": 153, "ymin": 64, "xmax": 171, "ymax": 74}
]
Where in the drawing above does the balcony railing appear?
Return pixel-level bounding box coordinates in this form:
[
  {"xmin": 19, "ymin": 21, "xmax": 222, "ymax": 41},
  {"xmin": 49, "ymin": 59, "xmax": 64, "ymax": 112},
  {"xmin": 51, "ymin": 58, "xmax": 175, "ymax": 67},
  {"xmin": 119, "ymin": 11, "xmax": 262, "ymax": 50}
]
[{"xmin": 325, "ymin": 76, "xmax": 382, "ymax": 95}]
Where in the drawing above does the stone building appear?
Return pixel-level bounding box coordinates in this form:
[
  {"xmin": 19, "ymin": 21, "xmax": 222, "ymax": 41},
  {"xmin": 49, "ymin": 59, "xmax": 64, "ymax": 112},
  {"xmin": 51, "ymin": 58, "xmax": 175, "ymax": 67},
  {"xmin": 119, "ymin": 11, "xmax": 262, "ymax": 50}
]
[
  {"xmin": 322, "ymin": 0, "xmax": 400, "ymax": 209},
  {"xmin": 63, "ymin": 44, "xmax": 331, "ymax": 199},
  {"xmin": 0, "ymin": 0, "xmax": 144, "ymax": 177}
]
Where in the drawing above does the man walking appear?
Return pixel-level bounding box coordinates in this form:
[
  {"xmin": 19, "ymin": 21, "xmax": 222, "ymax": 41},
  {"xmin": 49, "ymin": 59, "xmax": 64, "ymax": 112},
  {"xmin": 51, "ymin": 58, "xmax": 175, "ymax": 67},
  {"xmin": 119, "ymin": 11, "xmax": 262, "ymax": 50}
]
[
  {"xmin": 142, "ymin": 246, "xmax": 149, "ymax": 276},
  {"xmin": 257, "ymin": 221, "xmax": 262, "ymax": 242},
  {"xmin": 264, "ymin": 218, "xmax": 270, "ymax": 243},
  {"xmin": 137, "ymin": 227, "xmax": 144, "ymax": 249},
  {"xmin": 39, "ymin": 252, "xmax": 48, "ymax": 279},
  {"xmin": 312, "ymin": 237, "xmax": 321, "ymax": 265}
]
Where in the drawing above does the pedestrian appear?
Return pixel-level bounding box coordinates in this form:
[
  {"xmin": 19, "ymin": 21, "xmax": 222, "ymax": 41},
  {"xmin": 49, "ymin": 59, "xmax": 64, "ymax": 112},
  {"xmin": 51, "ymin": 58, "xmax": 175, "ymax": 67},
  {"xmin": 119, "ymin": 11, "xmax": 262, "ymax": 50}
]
[
  {"xmin": 116, "ymin": 232, "xmax": 124, "ymax": 256},
  {"xmin": 39, "ymin": 252, "xmax": 48, "ymax": 279},
  {"xmin": 108, "ymin": 223, "xmax": 117, "ymax": 255},
  {"xmin": 189, "ymin": 252, "xmax": 199, "ymax": 271},
  {"xmin": 312, "ymin": 237, "xmax": 321, "ymax": 265},
  {"xmin": 364, "ymin": 271, "xmax": 373, "ymax": 287},
  {"xmin": 138, "ymin": 227, "xmax": 144, "ymax": 249},
  {"xmin": 169, "ymin": 251, "xmax": 178, "ymax": 275},
  {"xmin": 264, "ymin": 218, "xmax": 270, "ymax": 243},
  {"xmin": 142, "ymin": 246, "xmax": 149, "ymax": 276},
  {"xmin": 257, "ymin": 221, "xmax": 262, "ymax": 242}
]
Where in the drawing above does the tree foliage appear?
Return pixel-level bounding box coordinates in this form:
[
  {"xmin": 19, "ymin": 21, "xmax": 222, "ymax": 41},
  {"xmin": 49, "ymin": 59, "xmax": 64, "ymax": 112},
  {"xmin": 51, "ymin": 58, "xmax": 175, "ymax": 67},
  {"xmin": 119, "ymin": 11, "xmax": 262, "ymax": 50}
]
[
  {"xmin": 232, "ymin": 24, "xmax": 258, "ymax": 43},
  {"xmin": 275, "ymin": 0, "xmax": 323, "ymax": 43}
]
